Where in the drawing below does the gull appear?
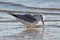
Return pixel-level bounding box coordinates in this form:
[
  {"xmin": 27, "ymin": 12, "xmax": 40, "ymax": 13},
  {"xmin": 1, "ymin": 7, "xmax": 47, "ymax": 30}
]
[{"xmin": 9, "ymin": 13, "xmax": 45, "ymax": 30}]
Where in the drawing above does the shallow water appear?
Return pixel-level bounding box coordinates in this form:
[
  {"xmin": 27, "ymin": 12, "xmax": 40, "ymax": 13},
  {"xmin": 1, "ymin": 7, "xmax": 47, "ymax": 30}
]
[
  {"xmin": 0, "ymin": 0, "xmax": 60, "ymax": 8},
  {"xmin": 0, "ymin": 14, "xmax": 60, "ymax": 40},
  {"xmin": 0, "ymin": 0, "xmax": 60, "ymax": 40}
]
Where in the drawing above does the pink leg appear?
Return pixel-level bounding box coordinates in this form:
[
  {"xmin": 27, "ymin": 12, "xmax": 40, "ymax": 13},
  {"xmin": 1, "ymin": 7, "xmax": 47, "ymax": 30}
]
[{"xmin": 27, "ymin": 24, "xmax": 35, "ymax": 30}]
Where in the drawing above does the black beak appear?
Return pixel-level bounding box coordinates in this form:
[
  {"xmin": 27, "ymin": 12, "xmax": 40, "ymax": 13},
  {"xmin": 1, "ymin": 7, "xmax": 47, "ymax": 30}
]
[{"xmin": 41, "ymin": 17, "xmax": 44, "ymax": 25}]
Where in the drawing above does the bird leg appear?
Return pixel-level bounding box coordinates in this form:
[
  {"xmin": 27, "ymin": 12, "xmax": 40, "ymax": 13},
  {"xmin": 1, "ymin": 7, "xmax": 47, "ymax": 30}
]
[{"xmin": 27, "ymin": 24, "xmax": 35, "ymax": 30}]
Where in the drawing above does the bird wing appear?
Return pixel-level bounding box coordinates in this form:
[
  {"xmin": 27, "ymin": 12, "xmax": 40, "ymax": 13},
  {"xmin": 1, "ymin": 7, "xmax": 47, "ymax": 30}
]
[{"xmin": 10, "ymin": 14, "xmax": 37, "ymax": 23}]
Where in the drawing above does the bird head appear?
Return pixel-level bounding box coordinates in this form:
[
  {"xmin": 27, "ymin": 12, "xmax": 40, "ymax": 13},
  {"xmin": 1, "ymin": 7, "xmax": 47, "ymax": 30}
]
[{"xmin": 40, "ymin": 14, "xmax": 45, "ymax": 25}]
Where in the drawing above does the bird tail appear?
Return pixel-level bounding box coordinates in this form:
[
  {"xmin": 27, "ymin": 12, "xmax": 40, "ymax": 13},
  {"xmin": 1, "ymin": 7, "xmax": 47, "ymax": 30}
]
[
  {"xmin": 7, "ymin": 12, "xmax": 17, "ymax": 17},
  {"xmin": 9, "ymin": 13, "xmax": 19, "ymax": 17}
]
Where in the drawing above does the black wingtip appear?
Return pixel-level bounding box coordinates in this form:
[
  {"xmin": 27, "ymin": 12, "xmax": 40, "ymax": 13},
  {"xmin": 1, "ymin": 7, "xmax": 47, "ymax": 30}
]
[{"xmin": 10, "ymin": 14, "xmax": 18, "ymax": 17}]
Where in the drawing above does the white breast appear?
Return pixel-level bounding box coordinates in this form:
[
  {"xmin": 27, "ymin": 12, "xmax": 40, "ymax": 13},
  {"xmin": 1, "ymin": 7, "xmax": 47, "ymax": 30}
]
[{"xmin": 42, "ymin": 14, "xmax": 45, "ymax": 20}]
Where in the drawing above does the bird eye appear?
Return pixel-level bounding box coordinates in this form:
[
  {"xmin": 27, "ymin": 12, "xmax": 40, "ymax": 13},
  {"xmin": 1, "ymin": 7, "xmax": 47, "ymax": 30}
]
[{"xmin": 40, "ymin": 15, "xmax": 42, "ymax": 17}]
